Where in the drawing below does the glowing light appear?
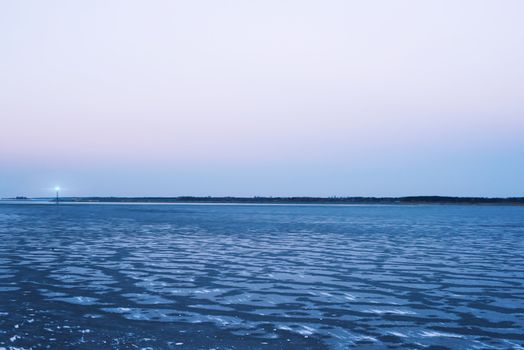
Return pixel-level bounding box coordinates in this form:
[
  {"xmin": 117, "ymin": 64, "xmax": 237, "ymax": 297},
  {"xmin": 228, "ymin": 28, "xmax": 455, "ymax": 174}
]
[{"xmin": 54, "ymin": 186, "xmax": 60, "ymax": 192}]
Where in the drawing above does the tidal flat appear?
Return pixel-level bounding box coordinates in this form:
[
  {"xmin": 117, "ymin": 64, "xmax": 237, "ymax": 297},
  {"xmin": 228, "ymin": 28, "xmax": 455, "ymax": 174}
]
[{"xmin": 0, "ymin": 203, "xmax": 523, "ymax": 349}]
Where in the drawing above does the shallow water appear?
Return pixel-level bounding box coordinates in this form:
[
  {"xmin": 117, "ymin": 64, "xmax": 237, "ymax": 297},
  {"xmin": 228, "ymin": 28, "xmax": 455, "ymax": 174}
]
[{"xmin": 0, "ymin": 203, "xmax": 523, "ymax": 349}]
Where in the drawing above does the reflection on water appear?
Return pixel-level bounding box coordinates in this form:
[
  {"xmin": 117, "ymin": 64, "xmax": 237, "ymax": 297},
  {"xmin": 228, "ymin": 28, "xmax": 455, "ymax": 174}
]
[{"xmin": 0, "ymin": 203, "xmax": 523, "ymax": 349}]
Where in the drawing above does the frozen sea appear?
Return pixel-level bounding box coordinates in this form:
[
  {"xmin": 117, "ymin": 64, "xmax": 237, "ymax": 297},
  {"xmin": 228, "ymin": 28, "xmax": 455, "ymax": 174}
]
[{"xmin": 0, "ymin": 203, "xmax": 523, "ymax": 349}]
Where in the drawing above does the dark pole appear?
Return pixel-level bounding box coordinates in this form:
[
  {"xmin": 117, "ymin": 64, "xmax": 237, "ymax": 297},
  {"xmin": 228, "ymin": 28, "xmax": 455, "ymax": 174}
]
[{"xmin": 56, "ymin": 189, "xmax": 59, "ymax": 204}]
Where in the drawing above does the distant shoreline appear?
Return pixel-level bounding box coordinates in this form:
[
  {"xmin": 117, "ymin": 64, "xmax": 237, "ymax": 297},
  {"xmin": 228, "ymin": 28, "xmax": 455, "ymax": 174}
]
[{"xmin": 3, "ymin": 196, "xmax": 524, "ymax": 206}]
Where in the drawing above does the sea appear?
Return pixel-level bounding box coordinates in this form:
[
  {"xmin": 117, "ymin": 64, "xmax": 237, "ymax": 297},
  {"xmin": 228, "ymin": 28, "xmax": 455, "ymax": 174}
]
[{"xmin": 0, "ymin": 202, "xmax": 523, "ymax": 349}]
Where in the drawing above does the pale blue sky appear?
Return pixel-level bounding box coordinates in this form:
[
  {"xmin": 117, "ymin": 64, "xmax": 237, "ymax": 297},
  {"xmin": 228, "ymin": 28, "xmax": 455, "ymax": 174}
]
[{"xmin": 1, "ymin": 0, "xmax": 523, "ymax": 197}]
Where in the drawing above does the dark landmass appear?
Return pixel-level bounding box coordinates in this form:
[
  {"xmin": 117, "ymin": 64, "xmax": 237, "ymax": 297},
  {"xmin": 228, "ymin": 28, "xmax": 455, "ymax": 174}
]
[{"xmin": 44, "ymin": 196, "xmax": 524, "ymax": 205}]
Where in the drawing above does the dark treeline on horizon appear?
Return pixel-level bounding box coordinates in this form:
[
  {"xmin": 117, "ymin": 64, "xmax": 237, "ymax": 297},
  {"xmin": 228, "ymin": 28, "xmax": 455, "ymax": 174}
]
[{"xmin": 44, "ymin": 196, "xmax": 524, "ymax": 205}]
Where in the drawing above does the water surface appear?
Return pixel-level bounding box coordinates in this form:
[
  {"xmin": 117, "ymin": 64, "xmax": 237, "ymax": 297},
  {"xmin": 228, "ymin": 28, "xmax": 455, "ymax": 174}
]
[{"xmin": 0, "ymin": 203, "xmax": 523, "ymax": 349}]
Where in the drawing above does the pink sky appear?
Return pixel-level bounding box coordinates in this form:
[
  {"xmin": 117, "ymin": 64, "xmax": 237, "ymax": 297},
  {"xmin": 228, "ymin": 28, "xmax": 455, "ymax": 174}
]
[{"xmin": 1, "ymin": 0, "xmax": 523, "ymax": 197}]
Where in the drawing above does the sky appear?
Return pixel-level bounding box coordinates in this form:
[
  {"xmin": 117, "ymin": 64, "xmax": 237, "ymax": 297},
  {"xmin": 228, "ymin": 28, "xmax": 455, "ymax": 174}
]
[{"xmin": 1, "ymin": 0, "xmax": 523, "ymax": 197}]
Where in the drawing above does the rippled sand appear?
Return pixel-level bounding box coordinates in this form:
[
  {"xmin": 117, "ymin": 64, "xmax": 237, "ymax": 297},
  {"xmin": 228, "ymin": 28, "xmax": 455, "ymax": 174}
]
[{"xmin": 0, "ymin": 203, "xmax": 523, "ymax": 349}]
